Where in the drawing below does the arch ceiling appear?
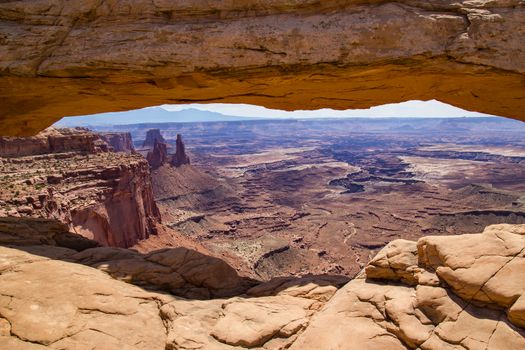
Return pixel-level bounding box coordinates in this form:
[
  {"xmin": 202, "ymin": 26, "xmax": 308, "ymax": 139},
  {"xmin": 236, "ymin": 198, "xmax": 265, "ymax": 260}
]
[{"xmin": 0, "ymin": 0, "xmax": 524, "ymax": 136}]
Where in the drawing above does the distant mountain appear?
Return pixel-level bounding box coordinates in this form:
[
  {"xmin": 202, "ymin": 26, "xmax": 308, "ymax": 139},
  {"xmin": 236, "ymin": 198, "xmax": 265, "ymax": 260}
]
[{"xmin": 55, "ymin": 107, "xmax": 257, "ymax": 127}]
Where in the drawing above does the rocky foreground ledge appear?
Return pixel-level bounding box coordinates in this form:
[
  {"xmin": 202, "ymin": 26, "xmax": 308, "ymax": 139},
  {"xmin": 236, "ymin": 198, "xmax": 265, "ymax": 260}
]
[{"xmin": 0, "ymin": 224, "xmax": 524, "ymax": 349}]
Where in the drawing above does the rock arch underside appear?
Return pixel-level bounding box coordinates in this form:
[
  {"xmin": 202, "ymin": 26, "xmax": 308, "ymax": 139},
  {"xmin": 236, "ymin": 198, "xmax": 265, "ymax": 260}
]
[
  {"xmin": 0, "ymin": 0, "xmax": 524, "ymax": 136},
  {"xmin": 1, "ymin": 1, "xmax": 525, "ymax": 350}
]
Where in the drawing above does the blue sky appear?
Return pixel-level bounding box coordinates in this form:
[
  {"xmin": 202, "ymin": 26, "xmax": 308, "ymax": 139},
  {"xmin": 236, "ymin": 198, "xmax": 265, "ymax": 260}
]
[
  {"xmin": 56, "ymin": 100, "xmax": 497, "ymax": 127},
  {"xmin": 159, "ymin": 100, "xmax": 495, "ymax": 119}
]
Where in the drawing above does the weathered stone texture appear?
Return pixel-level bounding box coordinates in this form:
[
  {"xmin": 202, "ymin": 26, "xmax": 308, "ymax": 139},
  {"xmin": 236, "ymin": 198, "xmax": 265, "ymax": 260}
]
[
  {"xmin": 1, "ymin": 224, "xmax": 524, "ymax": 349},
  {"xmin": 0, "ymin": 1, "xmax": 524, "ymax": 135}
]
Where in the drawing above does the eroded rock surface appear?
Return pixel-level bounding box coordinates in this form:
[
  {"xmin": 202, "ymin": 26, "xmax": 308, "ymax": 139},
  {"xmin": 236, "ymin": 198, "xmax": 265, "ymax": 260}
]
[
  {"xmin": 0, "ymin": 128, "xmax": 161, "ymax": 248},
  {"xmin": 171, "ymin": 134, "xmax": 190, "ymax": 168},
  {"xmin": 1, "ymin": 224, "xmax": 524, "ymax": 349},
  {"xmin": 147, "ymin": 140, "xmax": 169, "ymax": 170},
  {"xmin": 0, "ymin": 245, "xmax": 171, "ymax": 350},
  {"xmin": 418, "ymin": 224, "xmax": 525, "ymax": 327},
  {"xmin": 0, "ymin": 127, "xmax": 104, "ymax": 157},
  {"xmin": 99, "ymin": 132, "xmax": 135, "ymax": 153},
  {"xmin": 0, "ymin": 244, "xmax": 340, "ymax": 350},
  {"xmin": 292, "ymin": 224, "xmax": 525, "ymax": 350},
  {"xmin": 0, "ymin": 1, "xmax": 524, "ymax": 135},
  {"xmin": 142, "ymin": 129, "xmax": 166, "ymax": 148}
]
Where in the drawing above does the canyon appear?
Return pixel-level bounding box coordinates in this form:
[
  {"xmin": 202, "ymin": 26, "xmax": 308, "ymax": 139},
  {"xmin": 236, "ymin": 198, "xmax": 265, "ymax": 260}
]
[
  {"xmin": 0, "ymin": 119, "xmax": 524, "ymax": 349},
  {"xmin": 100, "ymin": 117, "xmax": 525, "ymax": 280},
  {"xmin": 0, "ymin": 1, "xmax": 524, "ymax": 348},
  {"xmin": 0, "ymin": 128, "xmax": 160, "ymax": 248},
  {"xmin": 1, "ymin": 117, "xmax": 525, "ymax": 348}
]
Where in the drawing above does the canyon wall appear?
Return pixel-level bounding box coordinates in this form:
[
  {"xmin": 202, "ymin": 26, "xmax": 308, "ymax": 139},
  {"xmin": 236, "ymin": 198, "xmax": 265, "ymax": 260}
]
[
  {"xmin": 0, "ymin": 0, "xmax": 524, "ymax": 135},
  {"xmin": 0, "ymin": 127, "xmax": 101, "ymax": 157},
  {"xmin": 69, "ymin": 159, "xmax": 161, "ymax": 247},
  {"xmin": 99, "ymin": 132, "xmax": 135, "ymax": 153},
  {"xmin": 0, "ymin": 128, "xmax": 161, "ymax": 247}
]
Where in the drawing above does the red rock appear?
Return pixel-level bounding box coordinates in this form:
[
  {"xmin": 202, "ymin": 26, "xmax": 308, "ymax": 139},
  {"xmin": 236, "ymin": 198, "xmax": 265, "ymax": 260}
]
[
  {"xmin": 142, "ymin": 129, "xmax": 165, "ymax": 148},
  {"xmin": 99, "ymin": 132, "xmax": 135, "ymax": 153},
  {"xmin": 146, "ymin": 140, "xmax": 168, "ymax": 169},
  {"xmin": 171, "ymin": 134, "xmax": 190, "ymax": 167},
  {"xmin": 0, "ymin": 128, "xmax": 161, "ymax": 248},
  {"xmin": 0, "ymin": 127, "xmax": 106, "ymax": 157},
  {"xmin": 70, "ymin": 158, "xmax": 161, "ymax": 247}
]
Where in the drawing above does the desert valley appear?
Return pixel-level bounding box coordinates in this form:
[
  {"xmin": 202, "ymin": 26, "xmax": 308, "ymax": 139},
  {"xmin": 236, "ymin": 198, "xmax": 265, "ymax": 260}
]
[
  {"xmin": 2, "ymin": 117, "xmax": 525, "ymax": 282},
  {"xmin": 115, "ymin": 117, "xmax": 525, "ymax": 278},
  {"xmin": 1, "ymin": 114, "xmax": 525, "ymax": 349}
]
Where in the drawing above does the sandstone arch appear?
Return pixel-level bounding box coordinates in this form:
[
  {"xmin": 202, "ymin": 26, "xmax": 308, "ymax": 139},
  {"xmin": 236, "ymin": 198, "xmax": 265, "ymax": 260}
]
[{"xmin": 1, "ymin": 0, "xmax": 524, "ymax": 136}]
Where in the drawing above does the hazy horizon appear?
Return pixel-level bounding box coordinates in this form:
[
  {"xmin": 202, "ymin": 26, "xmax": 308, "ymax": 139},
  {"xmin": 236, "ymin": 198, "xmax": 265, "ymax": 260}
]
[
  {"xmin": 159, "ymin": 100, "xmax": 496, "ymax": 119},
  {"xmin": 55, "ymin": 99, "xmax": 498, "ymax": 127}
]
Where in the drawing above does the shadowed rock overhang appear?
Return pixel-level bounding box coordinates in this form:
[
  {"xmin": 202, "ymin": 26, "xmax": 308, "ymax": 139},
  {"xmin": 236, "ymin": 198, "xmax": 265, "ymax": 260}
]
[{"xmin": 0, "ymin": 0, "xmax": 524, "ymax": 136}]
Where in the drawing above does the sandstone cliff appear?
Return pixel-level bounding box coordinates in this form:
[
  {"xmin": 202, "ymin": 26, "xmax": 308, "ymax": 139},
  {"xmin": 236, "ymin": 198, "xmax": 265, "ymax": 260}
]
[
  {"xmin": 142, "ymin": 129, "xmax": 166, "ymax": 148},
  {"xmin": 171, "ymin": 134, "xmax": 190, "ymax": 167},
  {"xmin": 0, "ymin": 128, "xmax": 161, "ymax": 248},
  {"xmin": 99, "ymin": 132, "xmax": 135, "ymax": 153},
  {"xmin": 146, "ymin": 139, "xmax": 169, "ymax": 169},
  {"xmin": 0, "ymin": 1, "xmax": 524, "ymax": 135},
  {"xmin": 0, "ymin": 127, "xmax": 102, "ymax": 157},
  {"xmin": 0, "ymin": 223, "xmax": 523, "ymax": 349}
]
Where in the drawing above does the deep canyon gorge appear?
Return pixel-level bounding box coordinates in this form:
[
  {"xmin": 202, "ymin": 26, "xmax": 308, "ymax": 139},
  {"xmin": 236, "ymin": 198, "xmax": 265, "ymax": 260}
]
[{"xmin": 1, "ymin": 119, "xmax": 525, "ymax": 349}]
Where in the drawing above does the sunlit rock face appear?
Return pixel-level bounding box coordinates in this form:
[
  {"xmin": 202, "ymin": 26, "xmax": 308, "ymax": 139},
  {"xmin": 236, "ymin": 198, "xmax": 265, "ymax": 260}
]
[
  {"xmin": 0, "ymin": 0, "xmax": 524, "ymax": 135},
  {"xmin": 0, "ymin": 128, "xmax": 161, "ymax": 248},
  {"xmin": 0, "ymin": 224, "xmax": 523, "ymax": 349}
]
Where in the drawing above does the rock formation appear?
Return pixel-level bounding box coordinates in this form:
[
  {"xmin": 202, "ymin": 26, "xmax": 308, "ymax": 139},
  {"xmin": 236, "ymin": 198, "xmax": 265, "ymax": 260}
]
[
  {"xmin": 291, "ymin": 224, "xmax": 525, "ymax": 349},
  {"xmin": 69, "ymin": 158, "xmax": 161, "ymax": 247},
  {"xmin": 99, "ymin": 132, "xmax": 135, "ymax": 153},
  {"xmin": 142, "ymin": 129, "xmax": 166, "ymax": 148},
  {"xmin": 146, "ymin": 139, "xmax": 169, "ymax": 169},
  {"xmin": 0, "ymin": 128, "xmax": 161, "ymax": 248},
  {"xmin": 171, "ymin": 134, "xmax": 190, "ymax": 167},
  {"xmin": 0, "ymin": 217, "xmax": 99, "ymax": 251},
  {"xmin": 0, "ymin": 1, "xmax": 524, "ymax": 135},
  {"xmin": 0, "ymin": 127, "xmax": 103, "ymax": 157},
  {"xmin": 0, "ymin": 223, "xmax": 523, "ymax": 349}
]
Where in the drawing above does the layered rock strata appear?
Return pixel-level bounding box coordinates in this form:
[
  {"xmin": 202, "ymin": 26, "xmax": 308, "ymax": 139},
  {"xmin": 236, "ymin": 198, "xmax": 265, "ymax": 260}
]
[
  {"xmin": 0, "ymin": 224, "xmax": 523, "ymax": 349},
  {"xmin": 0, "ymin": 127, "xmax": 104, "ymax": 157},
  {"xmin": 0, "ymin": 1, "xmax": 524, "ymax": 135},
  {"xmin": 99, "ymin": 132, "xmax": 135, "ymax": 153},
  {"xmin": 0, "ymin": 128, "xmax": 161, "ymax": 248}
]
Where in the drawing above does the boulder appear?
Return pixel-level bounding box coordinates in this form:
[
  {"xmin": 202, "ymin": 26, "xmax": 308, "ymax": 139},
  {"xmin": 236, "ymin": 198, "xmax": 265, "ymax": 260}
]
[{"xmin": 1, "ymin": 224, "xmax": 525, "ymax": 349}]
